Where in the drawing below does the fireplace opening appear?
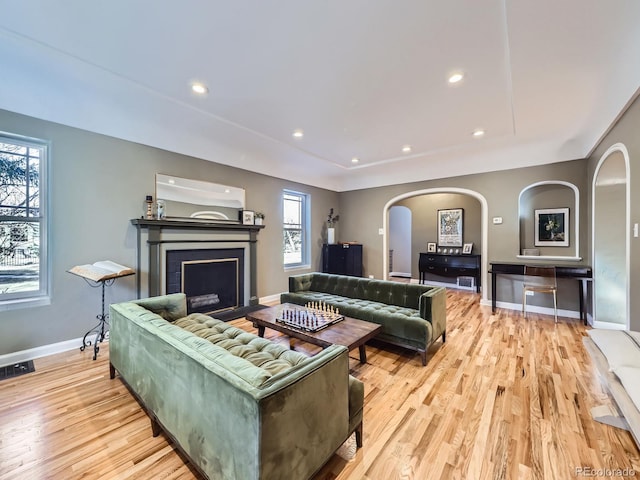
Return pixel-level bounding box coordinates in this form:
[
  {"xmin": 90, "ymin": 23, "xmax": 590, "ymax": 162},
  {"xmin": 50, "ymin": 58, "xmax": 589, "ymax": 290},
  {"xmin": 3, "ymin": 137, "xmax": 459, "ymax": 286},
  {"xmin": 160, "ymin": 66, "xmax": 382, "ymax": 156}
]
[{"xmin": 166, "ymin": 248, "xmax": 245, "ymax": 315}]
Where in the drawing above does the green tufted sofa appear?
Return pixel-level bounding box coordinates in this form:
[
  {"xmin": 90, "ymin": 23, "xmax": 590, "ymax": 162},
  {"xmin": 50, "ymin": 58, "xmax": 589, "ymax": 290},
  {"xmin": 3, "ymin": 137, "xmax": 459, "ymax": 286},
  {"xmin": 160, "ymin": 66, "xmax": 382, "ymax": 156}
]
[
  {"xmin": 281, "ymin": 273, "xmax": 447, "ymax": 366},
  {"xmin": 109, "ymin": 293, "xmax": 364, "ymax": 480}
]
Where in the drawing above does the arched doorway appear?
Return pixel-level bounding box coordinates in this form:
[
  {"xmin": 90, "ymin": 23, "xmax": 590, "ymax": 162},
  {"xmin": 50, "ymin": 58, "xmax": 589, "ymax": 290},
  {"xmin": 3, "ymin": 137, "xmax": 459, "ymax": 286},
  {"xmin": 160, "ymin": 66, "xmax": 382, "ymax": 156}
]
[
  {"xmin": 382, "ymin": 188, "xmax": 489, "ymax": 304},
  {"xmin": 592, "ymin": 143, "xmax": 630, "ymax": 329}
]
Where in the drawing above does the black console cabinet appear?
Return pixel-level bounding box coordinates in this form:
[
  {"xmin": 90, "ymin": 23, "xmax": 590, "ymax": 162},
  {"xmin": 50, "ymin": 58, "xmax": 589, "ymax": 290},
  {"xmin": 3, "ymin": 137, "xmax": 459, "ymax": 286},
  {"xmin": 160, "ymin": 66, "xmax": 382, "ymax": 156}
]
[
  {"xmin": 419, "ymin": 253, "xmax": 481, "ymax": 292},
  {"xmin": 322, "ymin": 243, "xmax": 363, "ymax": 277}
]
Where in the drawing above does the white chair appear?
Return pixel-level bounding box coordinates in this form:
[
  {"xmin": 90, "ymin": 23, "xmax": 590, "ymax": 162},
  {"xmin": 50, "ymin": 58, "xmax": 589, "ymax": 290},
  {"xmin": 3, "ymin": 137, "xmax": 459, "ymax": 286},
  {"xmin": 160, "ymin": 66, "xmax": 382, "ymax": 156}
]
[{"xmin": 522, "ymin": 265, "xmax": 558, "ymax": 323}]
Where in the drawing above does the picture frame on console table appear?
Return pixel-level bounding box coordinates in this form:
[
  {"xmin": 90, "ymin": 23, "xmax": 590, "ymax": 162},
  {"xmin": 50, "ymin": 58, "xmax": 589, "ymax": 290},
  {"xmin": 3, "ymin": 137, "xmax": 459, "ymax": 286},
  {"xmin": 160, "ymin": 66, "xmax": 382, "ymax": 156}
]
[
  {"xmin": 437, "ymin": 208, "xmax": 463, "ymax": 247},
  {"xmin": 462, "ymin": 243, "xmax": 473, "ymax": 254},
  {"xmin": 427, "ymin": 242, "xmax": 436, "ymax": 253},
  {"xmin": 241, "ymin": 210, "xmax": 255, "ymax": 225}
]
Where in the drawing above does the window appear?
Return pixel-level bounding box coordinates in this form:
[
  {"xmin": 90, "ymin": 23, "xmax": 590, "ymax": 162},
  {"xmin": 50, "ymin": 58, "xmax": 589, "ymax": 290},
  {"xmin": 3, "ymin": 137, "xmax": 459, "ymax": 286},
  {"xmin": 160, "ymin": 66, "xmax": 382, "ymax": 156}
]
[
  {"xmin": 0, "ymin": 133, "xmax": 48, "ymax": 307},
  {"xmin": 283, "ymin": 190, "xmax": 309, "ymax": 268}
]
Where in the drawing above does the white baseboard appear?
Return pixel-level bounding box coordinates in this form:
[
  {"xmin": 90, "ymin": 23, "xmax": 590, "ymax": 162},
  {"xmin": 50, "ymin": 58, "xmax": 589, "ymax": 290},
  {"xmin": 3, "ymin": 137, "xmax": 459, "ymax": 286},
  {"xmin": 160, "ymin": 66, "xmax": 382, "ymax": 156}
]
[
  {"xmin": 259, "ymin": 293, "xmax": 281, "ymax": 305},
  {"xmin": 479, "ymin": 299, "xmax": 581, "ymax": 319},
  {"xmin": 417, "ymin": 279, "xmax": 477, "ymax": 292},
  {"xmin": 390, "ymin": 272, "xmax": 411, "ymax": 278},
  {"xmin": 591, "ymin": 321, "xmax": 626, "ymax": 330},
  {"xmin": 0, "ymin": 337, "xmax": 83, "ymax": 368}
]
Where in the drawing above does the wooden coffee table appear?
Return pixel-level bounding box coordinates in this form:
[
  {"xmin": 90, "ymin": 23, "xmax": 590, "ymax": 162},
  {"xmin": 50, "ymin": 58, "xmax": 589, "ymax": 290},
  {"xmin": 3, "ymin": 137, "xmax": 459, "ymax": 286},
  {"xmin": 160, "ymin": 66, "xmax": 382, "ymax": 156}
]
[{"xmin": 247, "ymin": 303, "xmax": 382, "ymax": 364}]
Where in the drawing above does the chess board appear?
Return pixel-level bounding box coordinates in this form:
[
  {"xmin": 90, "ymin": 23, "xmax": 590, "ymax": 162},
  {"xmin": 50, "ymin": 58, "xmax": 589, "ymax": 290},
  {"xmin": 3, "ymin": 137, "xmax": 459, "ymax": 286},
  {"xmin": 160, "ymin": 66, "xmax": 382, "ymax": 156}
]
[{"xmin": 276, "ymin": 306, "xmax": 344, "ymax": 332}]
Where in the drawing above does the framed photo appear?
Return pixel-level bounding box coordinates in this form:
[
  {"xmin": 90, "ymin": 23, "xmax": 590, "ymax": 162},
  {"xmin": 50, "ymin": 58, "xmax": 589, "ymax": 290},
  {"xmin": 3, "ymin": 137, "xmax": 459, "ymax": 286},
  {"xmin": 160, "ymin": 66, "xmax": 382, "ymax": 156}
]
[
  {"xmin": 437, "ymin": 208, "xmax": 463, "ymax": 247},
  {"xmin": 427, "ymin": 242, "xmax": 436, "ymax": 253},
  {"xmin": 241, "ymin": 210, "xmax": 255, "ymax": 225},
  {"xmin": 463, "ymin": 243, "xmax": 473, "ymax": 254},
  {"xmin": 535, "ymin": 208, "xmax": 569, "ymax": 247}
]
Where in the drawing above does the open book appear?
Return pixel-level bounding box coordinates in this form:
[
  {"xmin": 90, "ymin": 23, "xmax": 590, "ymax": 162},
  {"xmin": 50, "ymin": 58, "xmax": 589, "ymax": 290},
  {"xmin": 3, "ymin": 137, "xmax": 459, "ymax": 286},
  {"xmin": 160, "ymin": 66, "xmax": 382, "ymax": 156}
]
[{"xmin": 68, "ymin": 260, "xmax": 135, "ymax": 282}]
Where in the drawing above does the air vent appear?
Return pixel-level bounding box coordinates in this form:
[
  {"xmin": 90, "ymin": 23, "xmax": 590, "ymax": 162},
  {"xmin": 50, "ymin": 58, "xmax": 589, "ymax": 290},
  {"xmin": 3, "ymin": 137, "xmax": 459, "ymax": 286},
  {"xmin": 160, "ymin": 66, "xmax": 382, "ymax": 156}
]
[{"xmin": 457, "ymin": 276, "xmax": 475, "ymax": 289}]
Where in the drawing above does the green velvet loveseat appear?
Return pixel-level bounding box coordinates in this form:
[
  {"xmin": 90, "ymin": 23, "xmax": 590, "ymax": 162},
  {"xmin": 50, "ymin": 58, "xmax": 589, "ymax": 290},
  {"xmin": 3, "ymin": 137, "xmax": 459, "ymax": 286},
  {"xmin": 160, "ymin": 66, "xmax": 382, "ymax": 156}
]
[
  {"xmin": 281, "ymin": 273, "xmax": 447, "ymax": 365},
  {"xmin": 109, "ymin": 293, "xmax": 364, "ymax": 480}
]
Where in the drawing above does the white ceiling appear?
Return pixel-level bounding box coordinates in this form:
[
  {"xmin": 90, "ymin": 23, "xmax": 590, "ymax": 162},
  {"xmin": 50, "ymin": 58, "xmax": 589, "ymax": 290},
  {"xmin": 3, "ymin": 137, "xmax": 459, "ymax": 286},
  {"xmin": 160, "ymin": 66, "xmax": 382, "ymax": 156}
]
[{"xmin": 0, "ymin": 1, "xmax": 639, "ymax": 191}]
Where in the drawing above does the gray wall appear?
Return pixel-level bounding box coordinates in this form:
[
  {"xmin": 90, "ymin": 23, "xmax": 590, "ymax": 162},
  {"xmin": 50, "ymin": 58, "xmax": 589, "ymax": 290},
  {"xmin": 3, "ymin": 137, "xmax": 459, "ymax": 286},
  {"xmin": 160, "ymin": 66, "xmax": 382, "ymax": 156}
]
[
  {"xmin": 396, "ymin": 193, "xmax": 482, "ymax": 278},
  {"xmin": 587, "ymin": 93, "xmax": 640, "ymax": 330},
  {"xmin": 0, "ymin": 108, "xmax": 338, "ymax": 355},
  {"xmin": 338, "ymin": 160, "xmax": 589, "ymax": 310}
]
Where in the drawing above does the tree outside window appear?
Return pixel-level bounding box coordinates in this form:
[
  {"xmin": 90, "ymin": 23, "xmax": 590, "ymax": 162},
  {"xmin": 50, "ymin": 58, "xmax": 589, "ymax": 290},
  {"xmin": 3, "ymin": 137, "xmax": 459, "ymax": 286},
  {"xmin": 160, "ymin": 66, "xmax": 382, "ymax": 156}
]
[
  {"xmin": 283, "ymin": 190, "xmax": 309, "ymax": 268},
  {"xmin": 0, "ymin": 135, "xmax": 48, "ymax": 302}
]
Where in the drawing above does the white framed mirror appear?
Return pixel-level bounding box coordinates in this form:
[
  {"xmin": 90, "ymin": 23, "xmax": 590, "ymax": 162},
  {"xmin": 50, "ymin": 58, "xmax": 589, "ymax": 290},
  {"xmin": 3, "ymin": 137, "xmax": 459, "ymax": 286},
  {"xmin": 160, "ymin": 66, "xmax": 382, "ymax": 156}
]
[{"xmin": 155, "ymin": 174, "xmax": 245, "ymax": 220}]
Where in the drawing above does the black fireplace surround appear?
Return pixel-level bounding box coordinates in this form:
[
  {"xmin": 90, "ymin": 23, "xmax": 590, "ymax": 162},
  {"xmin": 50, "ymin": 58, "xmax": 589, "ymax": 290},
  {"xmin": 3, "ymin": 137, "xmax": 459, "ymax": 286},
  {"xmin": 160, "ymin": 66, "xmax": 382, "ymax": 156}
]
[{"xmin": 166, "ymin": 248, "xmax": 244, "ymax": 315}]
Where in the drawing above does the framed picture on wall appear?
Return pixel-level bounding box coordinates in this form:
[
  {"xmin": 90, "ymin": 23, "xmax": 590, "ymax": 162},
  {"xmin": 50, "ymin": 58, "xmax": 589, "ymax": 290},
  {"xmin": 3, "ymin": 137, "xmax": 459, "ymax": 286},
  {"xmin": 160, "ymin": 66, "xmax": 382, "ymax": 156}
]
[
  {"xmin": 427, "ymin": 242, "xmax": 436, "ymax": 253},
  {"xmin": 535, "ymin": 208, "xmax": 569, "ymax": 247},
  {"xmin": 437, "ymin": 208, "xmax": 463, "ymax": 247}
]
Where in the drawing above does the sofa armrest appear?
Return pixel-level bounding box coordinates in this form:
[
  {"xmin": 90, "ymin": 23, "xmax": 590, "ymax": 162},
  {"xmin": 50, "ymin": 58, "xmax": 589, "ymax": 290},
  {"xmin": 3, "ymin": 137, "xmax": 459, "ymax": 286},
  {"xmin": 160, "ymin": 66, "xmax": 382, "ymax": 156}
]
[
  {"xmin": 419, "ymin": 287, "xmax": 447, "ymax": 340},
  {"xmin": 132, "ymin": 292, "xmax": 187, "ymax": 321},
  {"xmin": 288, "ymin": 273, "xmax": 314, "ymax": 293}
]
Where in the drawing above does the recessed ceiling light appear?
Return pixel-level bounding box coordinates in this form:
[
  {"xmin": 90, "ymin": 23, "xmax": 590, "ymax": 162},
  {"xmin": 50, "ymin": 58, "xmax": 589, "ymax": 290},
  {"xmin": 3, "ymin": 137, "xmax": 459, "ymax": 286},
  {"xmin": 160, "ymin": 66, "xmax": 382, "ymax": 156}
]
[
  {"xmin": 402, "ymin": 145, "xmax": 412, "ymax": 154},
  {"xmin": 448, "ymin": 72, "xmax": 464, "ymax": 84},
  {"xmin": 191, "ymin": 83, "xmax": 209, "ymax": 94},
  {"xmin": 292, "ymin": 129, "xmax": 304, "ymax": 138},
  {"xmin": 351, "ymin": 157, "xmax": 359, "ymax": 164},
  {"xmin": 472, "ymin": 129, "xmax": 485, "ymax": 138}
]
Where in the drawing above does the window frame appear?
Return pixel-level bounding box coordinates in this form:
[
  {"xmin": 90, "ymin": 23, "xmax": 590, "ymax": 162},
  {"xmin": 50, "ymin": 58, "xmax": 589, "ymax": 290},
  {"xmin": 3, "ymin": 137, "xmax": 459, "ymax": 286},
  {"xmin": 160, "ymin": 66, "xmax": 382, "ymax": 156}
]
[
  {"xmin": 282, "ymin": 189, "xmax": 310, "ymax": 270},
  {"xmin": 0, "ymin": 132, "xmax": 50, "ymax": 310}
]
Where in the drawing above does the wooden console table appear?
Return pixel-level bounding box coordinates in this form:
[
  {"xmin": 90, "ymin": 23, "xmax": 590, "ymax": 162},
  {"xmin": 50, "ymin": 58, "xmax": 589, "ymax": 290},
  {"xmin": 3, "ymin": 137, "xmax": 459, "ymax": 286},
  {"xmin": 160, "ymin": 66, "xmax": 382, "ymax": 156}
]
[
  {"xmin": 419, "ymin": 253, "xmax": 481, "ymax": 293},
  {"xmin": 489, "ymin": 262, "xmax": 592, "ymax": 324}
]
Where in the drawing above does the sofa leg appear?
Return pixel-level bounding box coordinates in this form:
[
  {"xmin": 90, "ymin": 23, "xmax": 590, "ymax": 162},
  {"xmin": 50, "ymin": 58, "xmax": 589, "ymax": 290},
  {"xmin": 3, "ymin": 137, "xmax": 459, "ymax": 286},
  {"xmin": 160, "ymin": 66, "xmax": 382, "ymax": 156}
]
[
  {"xmin": 442, "ymin": 331, "xmax": 446, "ymax": 343},
  {"xmin": 150, "ymin": 417, "xmax": 162, "ymax": 437},
  {"xmin": 109, "ymin": 362, "xmax": 116, "ymax": 379},
  {"xmin": 355, "ymin": 422, "xmax": 363, "ymax": 448},
  {"xmin": 420, "ymin": 351, "xmax": 427, "ymax": 366}
]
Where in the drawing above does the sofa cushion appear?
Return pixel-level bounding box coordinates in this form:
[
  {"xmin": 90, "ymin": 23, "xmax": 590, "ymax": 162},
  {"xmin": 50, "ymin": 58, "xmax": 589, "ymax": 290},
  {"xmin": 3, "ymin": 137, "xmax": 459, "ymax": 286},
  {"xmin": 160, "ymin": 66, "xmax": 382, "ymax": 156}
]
[{"xmin": 174, "ymin": 313, "xmax": 309, "ymax": 378}]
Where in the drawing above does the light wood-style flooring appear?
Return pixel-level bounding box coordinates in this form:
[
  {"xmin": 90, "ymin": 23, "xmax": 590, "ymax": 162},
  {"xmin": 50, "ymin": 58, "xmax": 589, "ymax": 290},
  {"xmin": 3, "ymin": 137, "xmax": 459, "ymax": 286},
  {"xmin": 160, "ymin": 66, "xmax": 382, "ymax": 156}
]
[{"xmin": 1, "ymin": 290, "xmax": 639, "ymax": 479}]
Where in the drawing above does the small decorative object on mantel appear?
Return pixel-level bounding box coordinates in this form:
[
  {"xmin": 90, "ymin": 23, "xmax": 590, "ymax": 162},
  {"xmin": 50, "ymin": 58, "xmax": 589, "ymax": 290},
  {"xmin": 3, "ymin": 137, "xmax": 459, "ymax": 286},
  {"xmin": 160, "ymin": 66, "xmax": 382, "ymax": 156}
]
[
  {"xmin": 145, "ymin": 195, "xmax": 154, "ymax": 219},
  {"xmin": 156, "ymin": 199, "xmax": 166, "ymax": 219},
  {"xmin": 241, "ymin": 209, "xmax": 255, "ymax": 225},
  {"xmin": 327, "ymin": 208, "xmax": 339, "ymax": 245},
  {"xmin": 254, "ymin": 212, "xmax": 265, "ymax": 225}
]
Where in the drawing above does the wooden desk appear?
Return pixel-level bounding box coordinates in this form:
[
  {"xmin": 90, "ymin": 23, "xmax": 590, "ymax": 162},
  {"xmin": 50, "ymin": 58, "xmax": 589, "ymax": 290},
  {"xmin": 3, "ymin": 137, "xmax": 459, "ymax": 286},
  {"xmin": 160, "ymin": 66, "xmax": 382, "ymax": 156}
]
[{"xmin": 489, "ymin": 262, "xmax": 592, "ymax": 324}]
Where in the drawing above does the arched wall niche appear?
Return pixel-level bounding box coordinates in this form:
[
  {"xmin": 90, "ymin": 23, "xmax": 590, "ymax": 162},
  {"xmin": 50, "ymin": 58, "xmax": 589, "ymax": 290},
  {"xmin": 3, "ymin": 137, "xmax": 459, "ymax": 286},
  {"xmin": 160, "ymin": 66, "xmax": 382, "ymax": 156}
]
[{"xmin": 517, "ymin": 181, "xmax": 581, "ymax": 260}]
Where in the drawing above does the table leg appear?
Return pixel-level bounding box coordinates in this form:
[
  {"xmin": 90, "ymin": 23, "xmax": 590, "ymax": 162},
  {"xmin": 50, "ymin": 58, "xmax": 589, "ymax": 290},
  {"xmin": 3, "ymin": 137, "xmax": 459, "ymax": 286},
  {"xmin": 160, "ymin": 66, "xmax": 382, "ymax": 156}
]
[
  {"xmin": 491, "ymin": 271, "xmax": 497, "ymax": 313},
  {"xmin": 358, "ymin": 345, "xmax": 367, "ymax": 364},
  {"xmin": 289, "ymin": 338, "xmax": 295, "ymax": 350},
  {"xmin": 257, "ymin": 325, "xmax": 265, "ymax": 337}
]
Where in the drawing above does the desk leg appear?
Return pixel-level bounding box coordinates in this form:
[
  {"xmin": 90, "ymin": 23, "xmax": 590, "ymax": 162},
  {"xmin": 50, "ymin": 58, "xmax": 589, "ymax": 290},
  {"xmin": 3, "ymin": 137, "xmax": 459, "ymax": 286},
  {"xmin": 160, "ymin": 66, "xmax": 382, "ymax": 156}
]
[
  {"xmin": 491, "ymin": 272, "xmax": 497, "ymax": 313},
  {"xmin": 579, "ymin": 279, "xmax": 587, "ymax": 325}
]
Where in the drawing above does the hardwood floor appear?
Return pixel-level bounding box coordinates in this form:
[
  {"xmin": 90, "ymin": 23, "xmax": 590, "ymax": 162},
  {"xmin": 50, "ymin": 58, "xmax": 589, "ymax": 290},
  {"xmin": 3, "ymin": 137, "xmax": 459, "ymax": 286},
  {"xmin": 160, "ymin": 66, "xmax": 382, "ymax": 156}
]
[{"xmin": 1, "ymin": 290, "xmax": 638, "ymax": 479}]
